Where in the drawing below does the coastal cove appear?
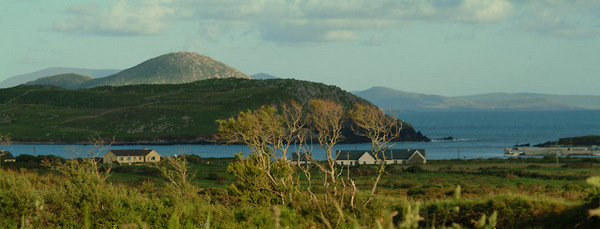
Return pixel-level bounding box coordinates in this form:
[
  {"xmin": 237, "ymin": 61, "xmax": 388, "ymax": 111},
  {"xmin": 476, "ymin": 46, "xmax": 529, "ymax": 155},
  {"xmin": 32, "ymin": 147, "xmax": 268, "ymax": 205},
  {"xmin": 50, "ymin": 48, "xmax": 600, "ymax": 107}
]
[{"xmin": 5, "ymin": 110, "xmax": 600, "ymax": 160}]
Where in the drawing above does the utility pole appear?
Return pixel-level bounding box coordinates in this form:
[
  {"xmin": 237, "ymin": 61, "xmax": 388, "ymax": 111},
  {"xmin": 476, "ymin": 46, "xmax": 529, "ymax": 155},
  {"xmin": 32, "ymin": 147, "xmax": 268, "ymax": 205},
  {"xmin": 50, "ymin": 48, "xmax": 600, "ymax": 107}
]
[
  {"xmin": 556, "ymin": 142, "xmax": 560, "ymax": 166},
  {"xmin": 347, "ymin": 151, "xmax": 350, "ymax": 180}
]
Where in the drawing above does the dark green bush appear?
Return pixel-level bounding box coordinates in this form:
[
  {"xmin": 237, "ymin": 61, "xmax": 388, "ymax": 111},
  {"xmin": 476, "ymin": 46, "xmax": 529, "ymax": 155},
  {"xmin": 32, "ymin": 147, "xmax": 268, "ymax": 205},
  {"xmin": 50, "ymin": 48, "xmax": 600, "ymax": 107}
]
[
  {"xmin": 562, "ymin": 162, "xmax": 594, "ymax": 169},
  {"xmin": 563, "ymin": 183, "xmax": 585, "ymax": 192},
  {"xmin": 582, "ymin": 158, "xmax": 600, "ymax": 163},
  {"xmin": 526, "ymin": 164, "xmax": 543, "ymax": 169},
  {"xmin": 350, "ymin": 165, "xmax": 376, "ymax": 176},
  {"xmin": 185, "ymin": 155, "xmax": 204, "ymax": 164},
  {"xmin": 404, "ymin": 165, "xmax": 424, "ymax": 173},
  {"xmin": 407, "ymin": 186, "xmax": 426, "ymax": 196},
  {"xmin": 206, "ymin": 172, "xmax": 227, "ymax": 181}
]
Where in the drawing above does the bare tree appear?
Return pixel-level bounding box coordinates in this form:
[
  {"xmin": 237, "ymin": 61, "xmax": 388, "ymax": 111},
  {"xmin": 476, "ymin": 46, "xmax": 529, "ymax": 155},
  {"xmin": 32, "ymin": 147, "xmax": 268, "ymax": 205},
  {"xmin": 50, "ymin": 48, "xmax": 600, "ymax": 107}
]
[
  {"xmin": 44, "ymin": 136, "xmax": 115, "ymax": 182},
  {"xmin": 349, "ymin": 104, "xmax": 401, "ymax": 205},
  {"xmin": 0, "ymin": 133, "xmax": 12, "ymax": 166},
  {"xmin": 154, "ymin": 152, "xmax": 197, "ymax": 200},
  {"xmin": 308, "ymin": 99, "xmax": 345, "ymax": 197},
  {"xmin": 217, "ymin": 105, "xmax": 300, "ymax": 204},
  {"xmin": 86, "ymin": 136, "xmax": 115, "ymax": 182}
]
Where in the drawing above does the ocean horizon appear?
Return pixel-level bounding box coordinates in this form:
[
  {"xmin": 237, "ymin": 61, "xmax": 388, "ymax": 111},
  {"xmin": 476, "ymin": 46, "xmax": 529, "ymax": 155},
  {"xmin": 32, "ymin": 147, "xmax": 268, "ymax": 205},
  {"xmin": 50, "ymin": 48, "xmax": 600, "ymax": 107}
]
[{"xmin": 5, "ymin": 110, "xmax": 600, "ymax": 160}]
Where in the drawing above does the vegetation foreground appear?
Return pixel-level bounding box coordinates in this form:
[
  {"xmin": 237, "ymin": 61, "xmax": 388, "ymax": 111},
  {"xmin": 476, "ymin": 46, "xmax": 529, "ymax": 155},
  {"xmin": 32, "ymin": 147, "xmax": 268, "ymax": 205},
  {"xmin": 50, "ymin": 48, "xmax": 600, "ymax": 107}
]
[
  {"xmin": 2, "ymin": 154, "xmax": 600, "ymax": 228},
  {"xmin": 2, "ymin": 100, "xmax": 600, "ymax": 228}
]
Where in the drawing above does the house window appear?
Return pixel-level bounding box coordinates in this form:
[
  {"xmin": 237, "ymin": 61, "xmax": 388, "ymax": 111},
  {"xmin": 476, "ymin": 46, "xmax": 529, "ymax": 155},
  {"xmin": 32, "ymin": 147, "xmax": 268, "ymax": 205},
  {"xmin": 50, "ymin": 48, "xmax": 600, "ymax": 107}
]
[
  {"xmin": 151, "ymin": 157, "xmax": 155, "ymax": 160},
  {"xmin": 119, "ymin": 157, "xmax": 123, "ymax": 161},
  {"xmin": 350, "ymin": 161, "xmax": 353, "ymax": 165},
  {"xmin": 341, "ymin": 162, "xmax": 344, "ymax": 165},
  {"xmin": 139, "ymin": 156, "xmax": 142, "ymax": 160},
  {"xmin": 127, "ymin": 157, "xmax": 131, "ymax": 161}
]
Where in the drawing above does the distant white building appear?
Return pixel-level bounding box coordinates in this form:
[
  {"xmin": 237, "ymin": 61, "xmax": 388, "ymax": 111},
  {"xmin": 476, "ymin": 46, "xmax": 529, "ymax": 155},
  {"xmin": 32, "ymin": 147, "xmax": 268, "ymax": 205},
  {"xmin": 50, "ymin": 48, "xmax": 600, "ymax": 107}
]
[
  {"xmin": 335, "ymin": 149, "xmax": 426, "ymax": 165},
  {"xmin": 102, "ymin": 149, "xmax": 161, "ymax": 165}
]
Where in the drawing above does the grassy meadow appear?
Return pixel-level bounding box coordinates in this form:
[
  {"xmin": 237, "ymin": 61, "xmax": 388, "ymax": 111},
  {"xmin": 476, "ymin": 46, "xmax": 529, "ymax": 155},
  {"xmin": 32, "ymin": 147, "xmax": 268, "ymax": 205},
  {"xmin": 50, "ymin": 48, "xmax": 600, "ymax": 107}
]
[{"xmin": 1, "ymin": 155, "xmax": 600, "ymax": 228}]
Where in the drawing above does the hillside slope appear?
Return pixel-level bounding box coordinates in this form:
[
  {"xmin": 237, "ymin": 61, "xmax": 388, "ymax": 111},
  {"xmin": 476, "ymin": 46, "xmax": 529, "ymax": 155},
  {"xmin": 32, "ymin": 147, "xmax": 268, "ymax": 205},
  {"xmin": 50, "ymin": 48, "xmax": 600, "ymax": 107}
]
[
  {"xmin": 84, "ymin": 52, "xmax": 250, "ymax": 88},
  {"xmin": 25, "ymin": 73, "xmax": 93, "ymax": 89},
  {"xmin": 0, "ymin": 78, "xmax": 428, "ymax": 144}
]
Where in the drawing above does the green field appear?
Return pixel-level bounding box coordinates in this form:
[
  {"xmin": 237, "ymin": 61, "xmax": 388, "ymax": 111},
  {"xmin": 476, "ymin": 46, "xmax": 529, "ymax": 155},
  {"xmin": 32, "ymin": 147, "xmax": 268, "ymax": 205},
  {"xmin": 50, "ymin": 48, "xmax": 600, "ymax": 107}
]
[{"xmin": 2, "ymin": 155, "xmax": 599, "ymax": 228}]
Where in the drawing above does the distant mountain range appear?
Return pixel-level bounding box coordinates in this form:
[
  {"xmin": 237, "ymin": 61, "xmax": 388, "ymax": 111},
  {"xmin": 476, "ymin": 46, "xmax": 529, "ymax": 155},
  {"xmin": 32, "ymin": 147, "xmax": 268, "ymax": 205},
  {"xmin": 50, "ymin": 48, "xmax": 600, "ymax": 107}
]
[
  {"xmin": 250, "ymin": 73, "xmax": 280, "ymax": 80},
  {"xmin": 1, "ymin": 54, "xmax": 281, "ymax": 89},
  {"xmin": 3, "ymin": 52, "xmax": 597, "ymax": 111},
  {"xmin": 0, "ymin": 67, "xmax": 120, "ymax": 88},
  {"xmin": 20, "ymin": 52, "xmax": 250, "ymax": 89},
  {"xmin": 353, "ymin": 87, "xmax": 600, "ymax": 111}
]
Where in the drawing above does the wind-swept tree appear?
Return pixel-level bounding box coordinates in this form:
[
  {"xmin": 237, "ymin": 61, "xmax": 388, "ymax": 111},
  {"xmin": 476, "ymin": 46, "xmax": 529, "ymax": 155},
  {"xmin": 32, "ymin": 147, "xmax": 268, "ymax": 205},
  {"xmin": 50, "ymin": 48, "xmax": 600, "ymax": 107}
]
[
  {"xmin": 217, "ymin": 105, "xmax": 302, "ymax": 204},
  {"xmin": 307, "ymin": 99, "xmax": 346, "ymax": 196},
  {"xmin": 0, "ymin": 133, "xmax": 11, "ymax": 166},
  {"xmin": 154, "ymin": 153, "xmax": 197, "ymax": 200},
  {"xmin": 349, "ymin": 104, "xmax": 401, "ymax": 205}
]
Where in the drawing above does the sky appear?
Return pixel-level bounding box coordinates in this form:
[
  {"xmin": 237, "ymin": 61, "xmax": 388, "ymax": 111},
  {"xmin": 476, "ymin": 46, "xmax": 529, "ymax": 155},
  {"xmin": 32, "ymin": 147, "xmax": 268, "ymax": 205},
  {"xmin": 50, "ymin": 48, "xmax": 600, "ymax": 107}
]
[{"xmin": 1, "ymin": 0, "xmax": 599, "ymax": 96}]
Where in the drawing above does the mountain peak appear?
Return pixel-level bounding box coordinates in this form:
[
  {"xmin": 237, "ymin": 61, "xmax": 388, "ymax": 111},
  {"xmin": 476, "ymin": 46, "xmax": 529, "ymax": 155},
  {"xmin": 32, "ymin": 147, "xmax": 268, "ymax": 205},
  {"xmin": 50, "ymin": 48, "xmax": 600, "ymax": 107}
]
[{"xmin": 85, "ymin": 52, "xmax": 250, "ymax": 87}]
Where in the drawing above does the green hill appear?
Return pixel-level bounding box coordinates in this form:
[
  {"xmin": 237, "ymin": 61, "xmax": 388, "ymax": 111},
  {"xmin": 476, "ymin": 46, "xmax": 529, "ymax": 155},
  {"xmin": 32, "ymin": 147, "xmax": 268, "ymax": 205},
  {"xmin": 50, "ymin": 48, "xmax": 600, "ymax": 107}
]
[
  {"xmin": 22, "ymin": 52, "xmax": 250, "ymax": 89},
  {"xmin": 0, "ymin": 78, "xmax": 428, "ymax": 144},
  {"xmin": 25, "ymin": 73, "xmax": 94, "ymax": 89},
  {"xmin": 83, "ymin": 52, "xmax": 250, "ymax": 88}
]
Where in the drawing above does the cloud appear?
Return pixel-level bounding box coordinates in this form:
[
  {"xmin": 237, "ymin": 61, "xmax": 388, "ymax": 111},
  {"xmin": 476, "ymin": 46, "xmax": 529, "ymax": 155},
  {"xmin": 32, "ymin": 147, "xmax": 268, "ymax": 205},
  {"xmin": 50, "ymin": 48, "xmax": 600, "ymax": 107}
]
[
  {"xmin": 54, "ymin": 0, "xmax": 174, "ymax": 36},
  {"xmin": 512, "ymin": 0, "xmax": 600, "ymax": 39},
  {"xmin": 52, "ymin": 0, "xmax": 599, "ymax": 41},
  {"xmin": 180, "ymin": 0, "xmax": 513, "ymax": 43},
  {"xmin": 454, "ymin": 0, "xmax": 513, "ymax": 22}
]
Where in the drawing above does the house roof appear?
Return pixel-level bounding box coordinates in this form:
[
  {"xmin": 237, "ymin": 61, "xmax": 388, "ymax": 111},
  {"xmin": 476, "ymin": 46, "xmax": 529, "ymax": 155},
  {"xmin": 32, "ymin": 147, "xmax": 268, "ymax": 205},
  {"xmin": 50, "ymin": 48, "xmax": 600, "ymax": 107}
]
[
  {"xmin": 376, "ymin": 149, "xmax": 426, "ymax": 160},
  {"xmin": 108, "ymin": 149, "xmax": 155, "ymax": 157},
  {"xmin": 291, "ymin": 153, "xmax": 312, "ymax": 161},
  {"xmin": 1, "ymin": 151, "xmax": 15, "ymax": 160},
  {"xmin": 337, "ymin": 149, "xmax": 426, "ymax": 160},
  {"xmin": 336, "ymin": 151, "xmax": 371, "ymax": 160}
]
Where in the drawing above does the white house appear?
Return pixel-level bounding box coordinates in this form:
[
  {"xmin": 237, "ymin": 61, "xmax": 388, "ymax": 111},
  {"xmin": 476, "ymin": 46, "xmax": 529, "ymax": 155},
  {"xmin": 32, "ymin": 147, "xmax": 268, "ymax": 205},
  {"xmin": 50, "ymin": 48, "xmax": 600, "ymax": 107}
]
[
  {"xmin": 335, "ymin": 149, "xmax": 426, "ymax": 165},
  {"xmin": 102, "ymin": 149, "xmax": 161, "ymax": 165}
]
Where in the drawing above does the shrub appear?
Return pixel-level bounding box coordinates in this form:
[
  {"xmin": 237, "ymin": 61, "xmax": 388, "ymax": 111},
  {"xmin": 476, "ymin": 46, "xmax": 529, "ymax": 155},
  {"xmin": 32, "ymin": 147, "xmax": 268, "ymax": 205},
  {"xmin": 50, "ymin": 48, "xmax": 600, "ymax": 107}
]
[
  {"xmin": 185, "ymin": 155, "xmax": 204, "ymax": 164},
  {"xmin": 562, "ymin": 162, "xmax": 594, "ymax": 169},
  {"xmin": 15, "ymin": 154, "xmax": 36, "ymax": 163},
  {"xmin": 351, "ymin": 165, "xmax": 376, "ymax": 176},
  {"xmin": 563, "ymin": 183, "xmax": 585, "ymax": 192},
  {"xmin": 206, "ymin": 172, "xmax": 227, "ymax": 181},
  {"xmin": 526, "ymin": 164, "xmax": 543, "ymax": 169},
  {"xmin": 407, "ymin": 186, "xmax": 426, "ymax": 197},
  {"xmin": 404, "ymin": 165, "xmax": 424, "ymax": 173},
  {"xmin": 582, "ymin": 158, "xmax": 600, "ymax": 163}
]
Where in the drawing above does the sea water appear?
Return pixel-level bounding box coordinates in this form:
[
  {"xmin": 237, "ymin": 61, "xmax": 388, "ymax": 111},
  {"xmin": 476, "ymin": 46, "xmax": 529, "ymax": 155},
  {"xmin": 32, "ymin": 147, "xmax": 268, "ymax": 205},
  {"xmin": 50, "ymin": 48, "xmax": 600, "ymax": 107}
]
[
  {"xmin": 5, "ymin": 110, "xmax": 600, "ymax": 160},
  {"xmin": 394, "ymin": 110, "xmax": 600, "ymax": 159}
]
